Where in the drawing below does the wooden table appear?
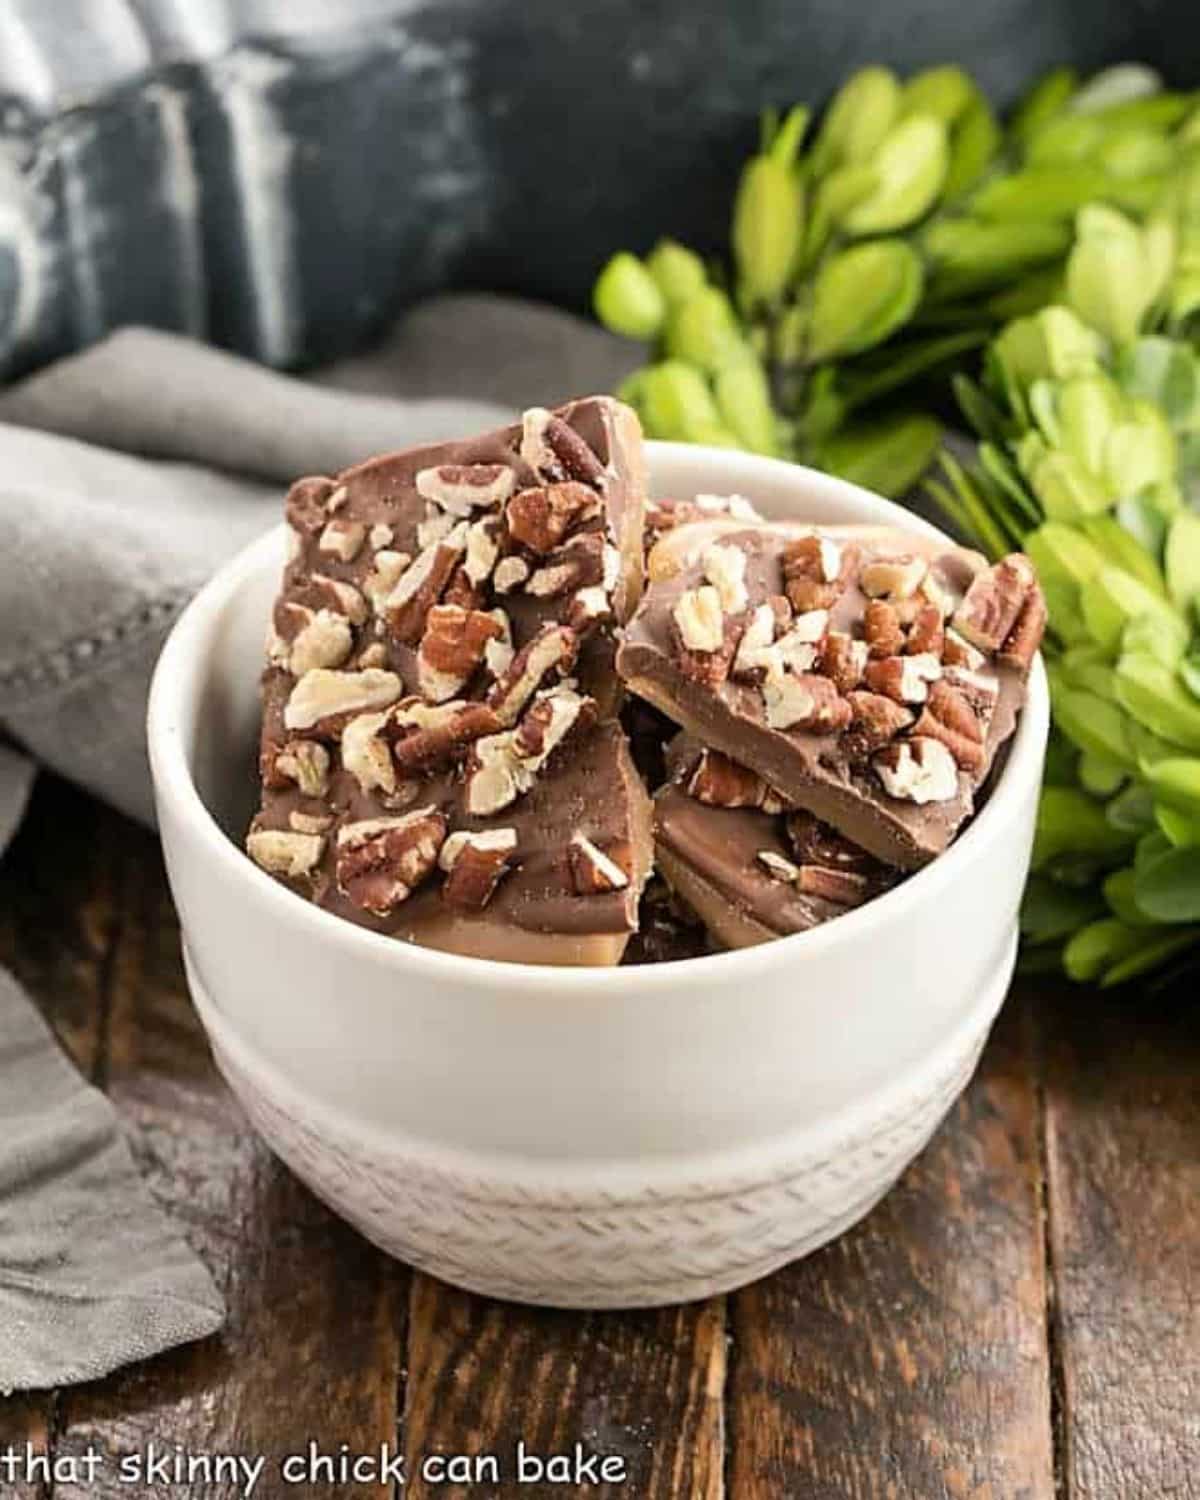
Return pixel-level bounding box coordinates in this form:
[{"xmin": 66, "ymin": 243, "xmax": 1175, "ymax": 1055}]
[{"xmin": 1, "ymin": 775, "xmax": 1197, "ymax": 1500}]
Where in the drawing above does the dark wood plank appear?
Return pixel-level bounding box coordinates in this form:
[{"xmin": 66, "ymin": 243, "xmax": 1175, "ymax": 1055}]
[
  {"xmin": 403, "ymin": 1275, "xmax": 725, "ymax": 1499},
  {"xmin": 41, "ymin": 813, "xmax": 408, "ymax": 1500},
  {"xmin": 727, "ymin": 996, "xmax": 1055, "ymax": 1500},
  {"xmin": 1041, "ymin": 984, "xmax": 1200, "ymax": 1500},
  {"xmin": 0, "ymin": 778, "xmax": 122, "ymax": 1492}
]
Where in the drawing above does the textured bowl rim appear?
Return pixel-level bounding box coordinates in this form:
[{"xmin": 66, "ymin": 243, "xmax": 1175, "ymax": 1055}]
[{"xmin": 147, "ymin": 442, "xmax": 1049, "ymax": 994}]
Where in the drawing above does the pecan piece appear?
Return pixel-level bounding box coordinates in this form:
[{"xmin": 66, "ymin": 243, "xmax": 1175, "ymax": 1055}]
[
  {"xmin": 756, "ymin": 849, "xmax": 801, "ymax": 882},
  {"xmin": 335, "ymin": 809, "xmax": 447, "ymax": 915},
  {"xmin": 568, "ymin": 833, "xmax": 630, "ymax": 894},
  {"xmin": 672, "ymin": 586, "xmax": 742, "ymax": 687},
  {"xmin": 843, "ymin": 691, "xmax": 914, "ymax": 761},
  {"xmin": 863, "ymin": 600, "xmax": 904, "ymax": 658},
  {"xmin": 872, "ymin": 737, "xmax": 960, "ymax": 805},
  {"xmin": 488, "ymin": 623, "xmax": 579, "ymax": 726},
  {"xmin": 952, "ymin": 553, "xmax": 1036, "ymax": 656},
  {"xmin": 463, "ymin": 732, "xmax": 528, "ymax": 815},
  {"xmin": 246, "ymin": 823, "xmax": 326, "ymax": 878},
  {"xmin": 341, "ymin": 711, "xmax": 397, "ymax": 796},
  {"xmin": 686, "ymin": 749, "xmax": 776, "ymax": 809},
  {"xmin": 998, "ymin": 586, "xmax": 1047, "ymax": 672},
  {"xmin": 506, "ymin": 481, "xmax": 600, "ymax": 554},
  {"xmin": 913, "ymin": 679, "xmax": 986, "ymax": 772},
  {"xmin": 266, "ymin": 739, "xmax": 331, "ymax": 797},
  {"xmin": 439, "ymin": 828, "xmax": 519, "ymax": 910},
  {"xmin": 288, "ymin": 608, "xmax": 353, "ymax": 676},
  {"xmin": 521, "ymin": 407, "xmax": 607, "ymax": 486},
  {"xmin": 781, "ymin": 534, "xmax": 852, "ymax": 612},
  {"xmin": 512, "ymin": 685, "xmax": 596, "ymax": 771},
  {"xmin": 863, "ymin": 652, "xmax": 942, "ymax": 705},
  {"xmin": 819, "ymin": 632, "xmax": 869, "ymax": 693},
  {"xmin": 417, "ymin": 605, "xmax": 505, "ymax": 703},
  {"xmin": 389, "ymin": 700, "xmax": 502, "ymax": 772},
  {"xmin": 318, "ymin": 517, "xmax": 366, "ymax": 562},
  {"xmin": 283, "ymin": 667, "xmax": 402, "ymax": 735},
  {"xmin": 701, "ymin": 543, "xmax": 749, "ymax": 613},
  {"xmin": 859, "ymin": 554, "xmax": 927, "ymax": 600},
  {"xmin": 526, "ymin": 531, "xmax": 606, "ymax": 599},
  {"xmin": 441, "ymin": 564, "xmax": 485, "ymax": 612},
  {"xmin": 385, "ymin": 526, "xmax": 467, "ymax": 644},
  {"xmin": 415, "ymin": 463, "xmax": 515, "ymax": 516},
  {"xmin": 785, "ymin": 811, "xmax": 875, "ymax": 873},
  {"xmin": 904, "ymin": 603, "xmax": 945, "ymax": 658},
  {"xmin": 796, "ymin": 865, "xmax": 872, "ymax": 905},
  {"xmin": 763, "ymin": 673, "xmax": 852, "ymax": 732}
]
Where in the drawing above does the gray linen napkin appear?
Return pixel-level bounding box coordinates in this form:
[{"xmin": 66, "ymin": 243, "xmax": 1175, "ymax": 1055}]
[{"xmin": 0, "ymin": 295, "xmax": 635, "ymax": 1390}]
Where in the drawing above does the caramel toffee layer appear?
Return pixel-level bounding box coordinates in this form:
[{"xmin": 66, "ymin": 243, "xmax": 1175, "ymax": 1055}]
[
  {"xmin": 618, "ymin": 522, "xmax": 1046, "ymax": 869},
  {"xmin": 247, "ymin": 397, "xmax": 655, "ymax": 966}
]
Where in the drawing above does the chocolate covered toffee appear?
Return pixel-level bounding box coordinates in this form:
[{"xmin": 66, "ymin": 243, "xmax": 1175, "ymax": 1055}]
[
  {"xmin": 618, "ymin": 520, "xmax": 1046, "ymax": 871},
  {"xmin": 246, "ymin": 397, "xmax": 655, "ymax": 966},
  {"xmin": 247, "ymin": 400, "xmax": 1045, "ymax": 961}
]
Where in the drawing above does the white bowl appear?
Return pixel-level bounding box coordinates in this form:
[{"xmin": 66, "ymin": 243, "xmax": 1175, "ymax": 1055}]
[{"xmin": 148, "ymin": 443, "xmax": 1048, "ymax": 1308}]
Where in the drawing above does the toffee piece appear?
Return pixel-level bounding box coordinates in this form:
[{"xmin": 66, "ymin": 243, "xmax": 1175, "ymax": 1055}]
[{"xmin": 246, "ymin": 397, "xmax": 654, "ymax": 966}]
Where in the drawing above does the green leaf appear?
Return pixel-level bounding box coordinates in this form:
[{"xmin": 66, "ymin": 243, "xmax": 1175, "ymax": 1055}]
[
  {"xmin": 812, "ymin": 67, "xmax": 901, "ymax": 172},
  {"xmin": 900, "ymin": 65, "xmax": 974, "ymax": 125},
  {"xmin": 1079, "ymin": 750, "xmax": 1129, "ymax": 797},
  {"xmin": 1010, "ymin": 67, "xmax": 1079, "ymax": 147},
  {"xmin": 1116, "ymin": 338, "xmax": 1200, "ymax": 426},
  {"xmin": 972, "ymin": 166, "xmax": 1113, "ymax": 222},
  {"xmin": 1133, "ymin": 844, "xmax": 1200, "ymax": 921},
  {"xmin": 1051, "ymin": 685, "xmax": 1134, "ymax": 766},
  {"xmin": 1143, "ymin": 758, "xmax": 1200, "ymax": 819},
  {"xmin": 1100, "ymin": 930, "xmax": 1200, "ymax": 986},
  {"xmin": 1165, "ymin": 510, "xmax": 1200, "ymax": 613},
  {"xmin": 1066, "ymin": 205, "xmax": 1157, "ymax": 345},
  {"xmin": 592, "ymin": 253, "xmax": 665, "ymax": 340},
  {"xmin": 664, "ymin": 288, "xmax": 746, "ymax": 373},
  {"xmin": 815, "ymin": 411, "xmax": 941, "ymax": 498},
  {"xmin": 1156, "ymin": 804, "xmax": 1200, "ymax": 847},
  {"xmin": 1068, "ymin": 64, "xmax": 1163, "ymax": 114},
  {"xmin": 1115, "ymin": 653, "xmax": 1200, "ymax": 750},
  {"xmin": 1103, "ymin": 865, "xmax": 1158, "ymax": 925},
  {"xmin": 1114, "ymin": 494, "xmax": 1168, "ymax": 562},
  {"xmin": 714, "ymin": 360, "xmax": 778, "ymax": 455},
  {"xmin": 1183, "ymin": 655, "xmax": 1200, "ymax": 701},
  {"xmin": 803, "ymin": 164, "xmax": 878, "ymax": 264},
  {"xmin": 953, "ymin": 373, "xmax": 1010, "ymax": 443},
  {"xmin": 1062, "ymin": 918, "xmax": 1146, "ymax": 981},
  {"xmin": 842, "ymin": 115, "xmax": 949, "ymax": 235},
  {"xmin": 768, "ymin": 103, "xmax": 810, "ymax": 168},
  {"xmin": 732, "ymin": 156, "xmax": 802, "ymax": 309},
  {"xmin": 944, "ymin": 94, "xmax": 1002, "ymax": 200},
  {"xmin": 645, "ymin": 240, "xmax": 708, "ymax": 307},
  {"xmin": 1021, "ymin": 873, "xmax": 1106, "ymax": 942},
  {"xmin": 1081, "ymin": 566, "xmax": 1185, "ymax": 652},
  {"xmin": 806, "ymin": 240, "xmax": 924, "ymax": 360},
  {"xmin": 1033, "ymin": 785, "xmax": 1134, "ymax": 869},
  {"xmin": 1106, "ymin": 780, "xmax": 1157, "ymax": 832},
  {"xmin": 637, "ymin": 361, "xmax": 722, "ymax": 440},
  {"xmin": 1079, "ymin": 514, "xmax": 1166, "ymax": 593},
  {"xmin": 924, "ymin": 217, "xmax": 1070, "ymax": 294}
]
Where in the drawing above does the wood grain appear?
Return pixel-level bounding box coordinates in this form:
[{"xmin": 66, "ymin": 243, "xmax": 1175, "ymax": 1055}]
[
  {"xmin": 0, "ymin": 779, "xmax": 120, "ymax": 1495},
  {"xmin": 35, "ymin": 810, "xmax": 408, "ymax": 1500},
  {"xmin": 1041, "ymin": 984, "xmax": 1200, "ymax": 1500},
  {"xmin": 403, "ymin": 1274, "xmax": 725, "ymax": 1499},
  {"xmin": 727, "ymin": 996, "xmax": 1055, "ymax": 1500}
]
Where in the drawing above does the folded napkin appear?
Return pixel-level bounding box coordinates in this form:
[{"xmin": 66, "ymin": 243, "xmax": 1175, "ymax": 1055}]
[{"xmin": 0, "ymin": 295, "xmax": 635, "ymax": 1389}]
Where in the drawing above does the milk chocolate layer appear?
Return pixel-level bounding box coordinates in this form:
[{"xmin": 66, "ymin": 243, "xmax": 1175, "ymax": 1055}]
[
  {"xmin": 618, "ymin": 522, "xmax": 1042, "ymax": 869},
  {"xmin": 247, "ymin": 396, "xmax": 653, "ymax": 964}
]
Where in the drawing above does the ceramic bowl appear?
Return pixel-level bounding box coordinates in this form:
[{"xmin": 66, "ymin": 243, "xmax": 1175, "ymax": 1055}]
[{"xmin": 147, "ymin": 443, "xmax": 1049, "ymax": 1308}]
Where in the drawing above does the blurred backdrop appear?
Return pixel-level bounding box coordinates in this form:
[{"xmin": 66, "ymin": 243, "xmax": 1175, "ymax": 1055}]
[{"xmin": 0, "ymin": 0, "xmax": 1196, "ymax": 376}]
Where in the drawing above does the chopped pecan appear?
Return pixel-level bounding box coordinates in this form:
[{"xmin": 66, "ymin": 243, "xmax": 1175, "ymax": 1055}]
[
  {"xmin": 781, "ymin": 534, "xmax": 851, "ymax": 612},
  {"xmin": 767, "ymin": 594, "xmax": 794, "ymax": 633},
  {"xmin": 487, "ymin": 623, "xmax": 579, "ymax": 726},
  {"xmin": 701, "ymin": 543, "xmax": 749, "ymax": 613},
  {"xmin": 942, "ymin": 628, "xmax": 987, "ymax": 670},
  {"xmin": 521, "ymin": 407, "xmax": 607, "ymax": 487},
  {"xmin": 506, "ymin": 481, "xmax": 600, "ymax": 554},
  {"xmin": 307, "ymin": 573, "xmax": 368, "ymax": 625},
  {"xmin": 415, "ymin": 463, "xmax": 515, "ymax": 516},
  {"xmin": 493, "ymin": 556, "xmax": 531, "ymax": 594},
  {"xmin": 389, "ymin": 699, "xmax": 502, "ymax": 771},
  {"xmin": 756, "ymin": 849, "xmax": 801, "ymax": 882},
  {"xmin": 565, "ymin": 584, "xmax": 612, "ymax": 635},
  {"xmin": 942, "ymin": 664, "xmax": 1000, "ymax": 734},
  {"xmin": 385, "ymin": 527, "xmax": 467, "ymax": 644},
  {"xmin": 863, "ymin": 653, "xmax": 942, "ymax": 705},
  {"xmin": 288, "ymin": 608, "xmax": 353, "ymax": 676},
  {"xmin": 913, "ymin": 679, "xmax": 986, "ymax": 772},
  {"xmin": 872, "ymin": 737, "xmax": 960, "ymax": 805},
  {"xmin": 289, "ymin": 810, "xmax": 333, "ymax": 835},
  {"xmin": 335, "ymin": 809, "xmax": 447, "ymax": 915},
  {"xmin": 843, "ymin": 691, "xmax": 914, "ymax": 760},
  {"xmin": 952, "ymin": 553, "xmax": 1036, "ymax": 656},
  {"xmin": 904, "ymin": 603, "xmax": 945, "ymax": 657},
  {"xmin": 442, "ymin": 565, "xmax": 485, "ymax": 612},
  {"xmin": 264, "ymin": 739, "xmax": 331, "ymax": 797},
  {"xmin": 763, "ymin": 673, "xmax": 852, "ymax": 733},
  {"xmin": 863, "ymin": 600, "xmax": 905, "ymax": 658},
  {"xmin": 998, "ymin": 585, "xmax": 1047, "ymax": 672},
  {"xmin": 246, "ymin": 823, "xmax": 326, "ymax": 878},
  {"xmin": 675, "ymin": 611, "xmax": 742, "ymax": 687},
  {"xmin": 340, "ymin": 711, "xmax": 397, "ymax": 795},
  {"xmin": 369, "ymin": 522, "xmax": 394, "ymax": 550},
  {"xmin": 283, "ymin": 667, "xmax": 402, "ymax": 734},
  {"xmin": 463, "ymin": 515, "xmax": 503, "ymax": 587},
  {"xmin": 512, "ymin": 685, "xmax": 596, "ymax": 770},
  {"xmin": 318, "ymin": 518, "xmax": 366, "ymax": 562},
  {"xmin": 526, "ymin": 531, "xmax": 606, "ymax": 598},
  {"xmin": 819, "ymin": 632, "xmax": 868, "ymax": 693},
  {"xmin": 732, "ymin": 603, "xmax": 779, "ymax": 681},
  {"xmin": 568, "ymin": 833, "xmax": 630, "ymax": 894},
  {"xmin": 439, "ymin": 828, "xmax": 519, "ymax": 910},
  {"xmin": 463, "ymin": 732, "xmax": 527, "ymax": 815},
  {"xmin": 417, "ymin": 604, "xmax": 505, "ymax": 703},
  {"xmin": 686, "ymin": 748, "xmax": 775, "ymax": 809},
  {"xmin": 859, "ymin": 554, "xmax": 927, "ymax": 600},
  {"xmin": 363, "ymin": 551, "xmax": 412, "ymax": 614},
  {"xmin": 285, "ymin": 475, "xmax": 337, "ymax": 534}
]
